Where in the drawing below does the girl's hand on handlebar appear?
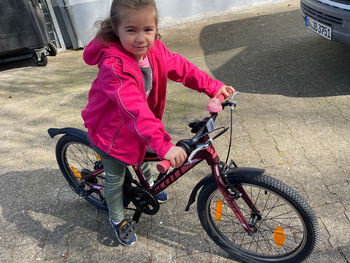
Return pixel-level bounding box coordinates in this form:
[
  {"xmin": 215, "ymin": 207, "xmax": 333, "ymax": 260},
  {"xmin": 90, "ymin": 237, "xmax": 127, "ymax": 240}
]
[
  {"xmin": 164, "ymin": 146, "xmax": 187, "ymax": 168},
  {"xmin": 215, "ymin": 85, "xmax": 235, "ymax": 99}
]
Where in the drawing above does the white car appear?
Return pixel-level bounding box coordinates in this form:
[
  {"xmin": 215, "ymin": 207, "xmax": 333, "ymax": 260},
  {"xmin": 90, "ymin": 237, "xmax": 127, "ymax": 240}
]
[{"xmin": 300, "ymin": 0, "xmax": 350, "ymax": 45}]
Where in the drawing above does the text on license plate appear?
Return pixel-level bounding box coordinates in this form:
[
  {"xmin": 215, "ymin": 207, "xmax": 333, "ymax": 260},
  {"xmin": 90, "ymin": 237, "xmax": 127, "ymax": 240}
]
[{"xmin": 305, "ymin": 16, "xmax": 332, "ymax": 40}]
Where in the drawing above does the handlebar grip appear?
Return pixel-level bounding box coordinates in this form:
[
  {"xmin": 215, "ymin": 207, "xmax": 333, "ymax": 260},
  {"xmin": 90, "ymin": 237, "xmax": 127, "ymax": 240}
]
[
  {"xmin": 207, "ymin": 96, "xmax": 223, "ymax": 113},
  {"xmin": 157, "ymin": 159, "xmax": 171, "ymax": 173}
]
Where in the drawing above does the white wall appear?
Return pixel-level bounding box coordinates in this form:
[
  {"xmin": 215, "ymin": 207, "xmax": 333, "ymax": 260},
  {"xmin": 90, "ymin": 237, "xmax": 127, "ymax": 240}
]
[
  {"xmin": 156, "ymin": 0, "xmax": 283, "ymax": 27},
  {"xmin": 61, "ymin": 0, "xmax": 282, "ymax": 46}
]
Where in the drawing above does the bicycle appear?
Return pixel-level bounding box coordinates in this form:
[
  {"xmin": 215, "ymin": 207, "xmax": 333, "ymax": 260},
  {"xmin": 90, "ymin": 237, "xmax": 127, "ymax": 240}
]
[{"xmin": 48, "ymin": 92, "xmax": 319, "ymax": 263}]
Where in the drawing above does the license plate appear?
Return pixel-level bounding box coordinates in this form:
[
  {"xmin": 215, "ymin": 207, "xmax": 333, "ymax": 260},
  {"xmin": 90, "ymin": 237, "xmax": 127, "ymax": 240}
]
[{"xmin": 305, "ymin": 16, "xmax": 332, "ymax": 40}]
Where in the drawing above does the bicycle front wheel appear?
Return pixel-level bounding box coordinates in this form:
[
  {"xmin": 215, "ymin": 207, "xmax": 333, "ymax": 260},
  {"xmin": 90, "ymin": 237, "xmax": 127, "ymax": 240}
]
[
  {"xmin": 197, "ymin": 174, "xmax": 318, "ymax": 263},
  {"xmin": 56, "ymin": 134, "xmax": 107, "ymax": 210}
]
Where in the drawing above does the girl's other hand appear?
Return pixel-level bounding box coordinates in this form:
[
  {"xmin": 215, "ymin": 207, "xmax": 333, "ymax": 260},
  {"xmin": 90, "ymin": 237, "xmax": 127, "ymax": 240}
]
[
  {"xmin": 164, "ymin": 146, "xmax": 187, "ymax": 168},
  {"xmin": 215, "ymin": 85, "xmax": 235, "ymax": 99}
]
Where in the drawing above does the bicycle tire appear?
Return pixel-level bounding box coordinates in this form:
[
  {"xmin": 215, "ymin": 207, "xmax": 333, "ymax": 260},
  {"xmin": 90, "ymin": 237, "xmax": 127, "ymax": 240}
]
[
  {"xmin": 197, "ymin": 174, "xmax": 319, "ymax": 263},
  {"xmin": 55, "ymin": 134, "xmax": 108, "ymax": 210}
]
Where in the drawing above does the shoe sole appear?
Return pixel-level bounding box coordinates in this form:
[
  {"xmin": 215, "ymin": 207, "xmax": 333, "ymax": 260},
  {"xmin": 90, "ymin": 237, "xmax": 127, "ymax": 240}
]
[{"xmin": 115, "ymin": 233, "xmax": 137, "ymax": 247}]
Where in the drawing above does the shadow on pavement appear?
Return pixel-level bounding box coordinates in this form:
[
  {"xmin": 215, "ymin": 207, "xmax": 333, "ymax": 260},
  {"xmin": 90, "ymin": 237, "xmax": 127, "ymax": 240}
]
[
  {"xmin": 0, "ymin": 168, "xmax": 232, "ymax": 260},
  {"xmin": 0, "ymin": 58, "xmax": 37, "ymax": 72},
  {"xmin": 0, "ymin": 169, "xmax": 110, "ymax": 247},
  {"xmin": 0, "ymin": 55, "xmax": 44, "ymax": 72},
  {"xmin": 200, "ymin": 10, "xmax": 350, "ymax": 97}
]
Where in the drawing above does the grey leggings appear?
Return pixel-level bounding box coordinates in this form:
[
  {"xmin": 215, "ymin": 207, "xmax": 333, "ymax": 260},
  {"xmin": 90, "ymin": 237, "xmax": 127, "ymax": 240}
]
[{"xmin": 101, "ymin": 157, "xmax": 153, "ymax": 223}]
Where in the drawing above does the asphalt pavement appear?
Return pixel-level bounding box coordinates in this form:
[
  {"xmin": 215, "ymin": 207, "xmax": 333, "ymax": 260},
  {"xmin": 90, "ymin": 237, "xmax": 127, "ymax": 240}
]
[{"xmin": 1, "ymin": 0, "xmax": 350, "ymax": 262}]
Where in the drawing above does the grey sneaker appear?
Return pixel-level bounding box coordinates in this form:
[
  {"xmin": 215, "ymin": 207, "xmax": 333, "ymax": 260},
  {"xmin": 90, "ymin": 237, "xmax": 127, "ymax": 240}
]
[{"xmin": 110, "ymin": 219, "xmax": 137, "ymax": 246}]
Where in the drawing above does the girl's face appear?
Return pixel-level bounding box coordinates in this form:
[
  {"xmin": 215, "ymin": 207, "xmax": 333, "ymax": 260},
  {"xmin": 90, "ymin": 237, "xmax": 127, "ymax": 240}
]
[{"xmin": 117, "ymin": 6, "xmax": 157, "ymax": 61}]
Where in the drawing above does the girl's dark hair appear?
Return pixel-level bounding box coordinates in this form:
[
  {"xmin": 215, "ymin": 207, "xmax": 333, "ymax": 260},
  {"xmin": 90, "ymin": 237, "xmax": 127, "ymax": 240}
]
[{"xmin": 96, "ymin": 0, "xmax": 159, "ymax": 43}]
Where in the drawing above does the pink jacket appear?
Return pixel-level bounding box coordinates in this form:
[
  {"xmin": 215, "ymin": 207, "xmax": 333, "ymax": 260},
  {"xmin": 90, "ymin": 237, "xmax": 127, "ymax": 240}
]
[{"xmin": 81, "ymin": 37, "xmax": 224, "ymax": 165}]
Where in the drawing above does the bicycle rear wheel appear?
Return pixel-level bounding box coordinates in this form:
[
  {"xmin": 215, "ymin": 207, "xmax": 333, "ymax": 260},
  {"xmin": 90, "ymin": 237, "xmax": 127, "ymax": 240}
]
[
  {"xmin": 55, "ymin": 134, "xmax": 107, "ymax": 210},
  {"xmin": 197, "ymin": 174, "xmax": 318, "ymax": 263}
]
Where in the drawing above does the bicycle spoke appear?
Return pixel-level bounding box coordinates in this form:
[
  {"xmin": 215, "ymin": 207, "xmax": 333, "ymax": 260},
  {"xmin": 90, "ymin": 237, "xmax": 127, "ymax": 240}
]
[
  {"xmin": 260, "ymin": 217, "xmax": 303, "ymax": 233},
  {"xmin": 257, "ymin": 226, "xmax": 302, "ymax": 247},
  {"xmin": 68, "ymin": 143, "xmax": 96, "ymax": 167},
  {"xmin": 69, "ymin": 144, "xmax": 88, "ymax": 165},
  {"xmin": 254, "ymin": 188, "xmax": 262, "ymax": 207},
  {"xmin": 257, "ymin": 227, "xmax": 281, "ymax": 254}
]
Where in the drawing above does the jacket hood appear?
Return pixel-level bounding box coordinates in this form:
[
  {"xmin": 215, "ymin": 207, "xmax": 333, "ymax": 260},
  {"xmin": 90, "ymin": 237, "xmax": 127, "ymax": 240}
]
[{"xmin": 83, "ymin": 37, "xmax": 130, "ymax": 66}]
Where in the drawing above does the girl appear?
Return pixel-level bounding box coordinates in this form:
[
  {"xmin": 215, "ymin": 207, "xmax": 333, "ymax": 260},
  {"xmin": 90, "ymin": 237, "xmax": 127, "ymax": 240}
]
[{"xmin": 82, "ymin": 0, "xmax": 234, "ymax": 246}]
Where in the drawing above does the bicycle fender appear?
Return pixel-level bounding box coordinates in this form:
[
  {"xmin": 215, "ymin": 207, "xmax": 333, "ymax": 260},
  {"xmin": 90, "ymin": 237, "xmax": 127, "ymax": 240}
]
[
  {"xmin": 184, "ymin": 167, "xmax": 265, "ymax": 211},
  {"xmin": 48, "ymin": 127, "xmax": 90, "ymax": 143},
  {"xmin": 226, "ymin": 167, "xmax": 265, "ymax": 181},
  {"xmin": 185, "ymin": 175, "xmax": 214, "ymax": 211}
]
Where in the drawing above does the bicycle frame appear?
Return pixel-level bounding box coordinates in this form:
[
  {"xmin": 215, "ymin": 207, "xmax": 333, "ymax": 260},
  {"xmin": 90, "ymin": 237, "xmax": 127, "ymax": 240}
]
[
  {"xmin": 83, "ymin": 134, "xmax": 259, "ymax": 233},
  {"xmin": 132, "ymin": 136, "xmax": 257, "ymax": 234}
]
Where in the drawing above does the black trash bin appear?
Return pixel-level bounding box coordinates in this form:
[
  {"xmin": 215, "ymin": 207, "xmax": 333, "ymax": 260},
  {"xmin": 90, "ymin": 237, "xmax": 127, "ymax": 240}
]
[{"xmin": 0, "ymin": 0, "xmax": 55, "ymax": 66}]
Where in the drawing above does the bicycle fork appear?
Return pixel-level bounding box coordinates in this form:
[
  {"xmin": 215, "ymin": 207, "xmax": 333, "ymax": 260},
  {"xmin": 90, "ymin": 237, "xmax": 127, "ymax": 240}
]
[{"xmin": 213, "ymin": 164, "xmax": 261, "ymax": 235}]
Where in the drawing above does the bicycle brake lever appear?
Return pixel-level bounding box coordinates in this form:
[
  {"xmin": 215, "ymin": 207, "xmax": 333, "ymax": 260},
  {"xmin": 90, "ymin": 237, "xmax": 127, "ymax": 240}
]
[
  {"xmin": 230, "ymin": 91, "xmax": 239, "ymax": 101},
  {"xmin": 228, "ymin": 91, "xmax": 239, "ymax": 110},
  {"xmin": 187, "ymin": 140, "xmax": 212, "ymax": 164}
]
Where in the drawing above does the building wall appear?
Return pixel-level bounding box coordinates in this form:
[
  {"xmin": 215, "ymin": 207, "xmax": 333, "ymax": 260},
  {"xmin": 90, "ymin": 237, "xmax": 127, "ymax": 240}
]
[
  {"xmin": 157, "ymin": 0, "xmax": 282, "ymax": 27},
  {"xmin": 53, "ymin": 0, "xmax": 282, "ymax": 48}
]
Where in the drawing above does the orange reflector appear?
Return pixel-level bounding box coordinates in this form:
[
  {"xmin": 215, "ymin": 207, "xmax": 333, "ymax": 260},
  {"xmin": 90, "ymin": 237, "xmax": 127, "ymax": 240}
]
[
  {"xmin": 273, "ymin": 226, "xmax": 286, "ymax": 247},
  {"xmin": 215, "ymin": 199, "xmax": 223, "ymax": 222},
  {"xmin": 96, "ymin": 153, "xmax": 101, "ymax": 160},
  {"xmin": 71, "ymin": 166, "xmax": 82, "ymax": 180}
]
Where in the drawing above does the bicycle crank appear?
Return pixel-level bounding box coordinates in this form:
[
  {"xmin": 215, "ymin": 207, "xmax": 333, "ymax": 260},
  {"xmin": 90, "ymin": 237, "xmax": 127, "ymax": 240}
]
[{"xmin": 129, "ymin": 187, "xmax": 160, "ymax": 222}]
